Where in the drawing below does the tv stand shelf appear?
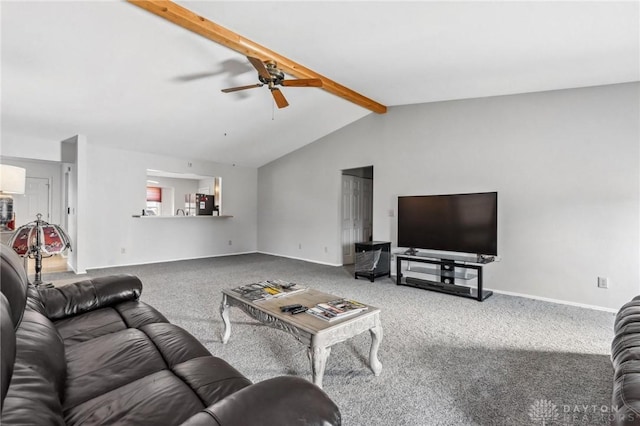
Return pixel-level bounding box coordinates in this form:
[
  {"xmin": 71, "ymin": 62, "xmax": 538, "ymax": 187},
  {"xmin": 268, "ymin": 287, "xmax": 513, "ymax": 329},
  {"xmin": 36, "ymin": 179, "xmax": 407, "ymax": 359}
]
[
  {"xmin": 396, "ymin": 254, "xmax": 493, "ymax": 301},
  {"xmin": 405, "ymin": 265, "xmax": 477, "ymax": 281}
]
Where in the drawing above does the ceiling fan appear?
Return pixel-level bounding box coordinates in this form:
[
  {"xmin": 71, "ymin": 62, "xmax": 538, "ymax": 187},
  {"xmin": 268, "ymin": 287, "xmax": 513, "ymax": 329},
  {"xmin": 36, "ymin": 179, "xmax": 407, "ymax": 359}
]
[{"xmin": 221, "ymin": 56, "xmax": 323, "ymax": 108}]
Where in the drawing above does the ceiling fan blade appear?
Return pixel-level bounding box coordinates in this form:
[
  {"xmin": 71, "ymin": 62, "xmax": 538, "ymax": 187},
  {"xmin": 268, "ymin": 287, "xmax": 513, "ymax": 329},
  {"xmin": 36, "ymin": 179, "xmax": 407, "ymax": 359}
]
[
  {"xmin": 270, "ymin": 88, "xmax": 289, "ymax": 108},
  {"xmin": 221, "ymin": 83, "xmax": 263, "ymax": 93},
  {"xmin": 281, "ymin": 78, "xmax": 323, "ymax": 88},
  {"xmin": 247, "ymin": 56, "xmax": 271, "ymax": 80}
]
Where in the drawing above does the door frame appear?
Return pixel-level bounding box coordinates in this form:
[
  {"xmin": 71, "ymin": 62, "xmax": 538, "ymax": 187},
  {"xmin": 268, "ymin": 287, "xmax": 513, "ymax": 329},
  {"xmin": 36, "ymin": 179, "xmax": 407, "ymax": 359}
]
[{"xmin": 341, "ymin": 166, "xmax": 374, "ymax": 265}]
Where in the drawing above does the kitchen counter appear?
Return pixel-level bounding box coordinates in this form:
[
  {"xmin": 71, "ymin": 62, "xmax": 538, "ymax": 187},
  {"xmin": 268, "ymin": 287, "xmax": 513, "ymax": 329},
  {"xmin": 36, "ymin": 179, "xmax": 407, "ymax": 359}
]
[{"xmin": 131, "ymin": 215, "xmax": 233, "ymax": 218}]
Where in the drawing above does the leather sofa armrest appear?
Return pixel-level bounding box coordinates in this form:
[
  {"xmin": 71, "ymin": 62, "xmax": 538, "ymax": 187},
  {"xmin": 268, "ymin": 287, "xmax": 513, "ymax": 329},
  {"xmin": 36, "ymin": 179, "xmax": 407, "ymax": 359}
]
[
  {"xmin": 1, "ymin": 293, "xmax": 16, "ymax": 411},
  {"xmin": 37, "ymin": 274, "xmax": 143, "ymax": 320},
  {"xmin": 180, "ymin": 376, "xmax": 341, "ymax": 426}
]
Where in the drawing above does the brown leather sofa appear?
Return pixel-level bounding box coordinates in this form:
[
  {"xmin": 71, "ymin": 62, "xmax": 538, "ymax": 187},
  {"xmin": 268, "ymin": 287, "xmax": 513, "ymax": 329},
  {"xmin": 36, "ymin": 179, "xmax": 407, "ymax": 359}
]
[
  {"xmin": 612, "ymin": 296, "xmax": 640, "ymax": 425},
  {"xmin": 0, "ymin": 245, "xmax": 341, "ymax": 425}
]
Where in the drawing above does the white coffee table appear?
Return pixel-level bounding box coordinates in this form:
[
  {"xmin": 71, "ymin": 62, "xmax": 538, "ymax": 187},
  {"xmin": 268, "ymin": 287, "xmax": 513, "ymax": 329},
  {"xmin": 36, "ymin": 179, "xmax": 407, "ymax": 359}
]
[{"xmin": 220, "ymin": 287, "xmax": 383, "ymax": 388}]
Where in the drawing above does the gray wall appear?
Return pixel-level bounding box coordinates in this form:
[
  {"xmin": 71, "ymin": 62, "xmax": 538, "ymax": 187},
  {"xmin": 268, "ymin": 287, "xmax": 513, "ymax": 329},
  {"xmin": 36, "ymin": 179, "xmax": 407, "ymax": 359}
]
[{"xmin": 258, "ymin": 83, "xmax": 640, "ymax": 310}]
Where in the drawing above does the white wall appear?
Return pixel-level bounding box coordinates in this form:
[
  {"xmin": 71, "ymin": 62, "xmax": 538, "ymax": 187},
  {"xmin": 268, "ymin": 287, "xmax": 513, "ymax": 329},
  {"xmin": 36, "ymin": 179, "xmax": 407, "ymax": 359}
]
[
  {"xmin": 258, "ymin": 83, "xmax": 640, "ymax": 310},
  {"xmin": 1, "ymin": 136, "xmax": 258, "ymax": 270},
  {"xmin": 0, "ymin": 157, "xmax": 63, "ymax": 226},
  {"xmin": 84, "ymin": 144, "xmax": 257, "ymax": 269},
  {"xmin": 0, "ymin": 133, "xmax": 62, "ymax": 162},
  {"xmin": 61, "ymin": 135, "xmax": 82, "ymax": 273}
]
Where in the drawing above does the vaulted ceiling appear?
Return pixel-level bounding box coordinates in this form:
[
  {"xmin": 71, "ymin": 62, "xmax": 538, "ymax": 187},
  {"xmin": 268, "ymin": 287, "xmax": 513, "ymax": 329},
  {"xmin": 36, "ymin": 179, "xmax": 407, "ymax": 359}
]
[{"xmin": 2, "ymin": 1, "xmax": 638, "ymax": 167}]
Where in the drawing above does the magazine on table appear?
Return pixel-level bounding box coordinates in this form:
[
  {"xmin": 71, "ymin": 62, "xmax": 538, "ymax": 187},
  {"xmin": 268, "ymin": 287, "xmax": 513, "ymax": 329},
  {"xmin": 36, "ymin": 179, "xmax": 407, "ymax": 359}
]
[
  {"xmin": 306, "ymin": 298, "xmax": 368, "ymax": 322},
  {"xmin": 230, "ymin": 280, "xmax": 306, "ymax": 301}
]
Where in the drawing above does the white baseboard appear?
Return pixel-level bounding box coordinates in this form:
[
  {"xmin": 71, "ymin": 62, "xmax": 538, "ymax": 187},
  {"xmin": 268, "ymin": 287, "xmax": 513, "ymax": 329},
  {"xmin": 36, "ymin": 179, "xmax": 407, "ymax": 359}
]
[
  {"xmin": 67, "ymin": 265, "xmax": 86, "ymax": 275},
  {"xmin": 257, "ymin": 251, "xmax": 342, "ymax": 267},
  {"xmin": 486, "ymin": 288, "xmax": 618, "ymax": 313},
  {"xmin": 86, "ymin": 251, "xmax": 258, "ymax": 271},
  {"xmin": 389, "ymin": 273, "xmax": 617, "ymax": 312}
]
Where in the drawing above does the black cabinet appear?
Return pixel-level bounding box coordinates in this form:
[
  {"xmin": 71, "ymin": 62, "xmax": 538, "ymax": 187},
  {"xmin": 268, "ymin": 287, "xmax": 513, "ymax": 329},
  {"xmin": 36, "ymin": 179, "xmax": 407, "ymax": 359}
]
[{"xmin": 354, "ymin": 241, "xmax": 391, "ymax": 282}]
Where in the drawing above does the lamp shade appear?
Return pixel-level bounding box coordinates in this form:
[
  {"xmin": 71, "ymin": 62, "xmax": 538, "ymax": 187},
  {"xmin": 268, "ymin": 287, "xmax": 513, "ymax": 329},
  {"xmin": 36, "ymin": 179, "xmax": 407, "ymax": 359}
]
[
  {"xmin": 8, "ymin": 213, "xmax": 71, "ymax": 287},
  {"xmin": 0, "ymin": 165, "xmax": 26, "ymax": 194},
  {"xmin": 8, "ymin": 215, "xmax": 71, "ymax": 257}
]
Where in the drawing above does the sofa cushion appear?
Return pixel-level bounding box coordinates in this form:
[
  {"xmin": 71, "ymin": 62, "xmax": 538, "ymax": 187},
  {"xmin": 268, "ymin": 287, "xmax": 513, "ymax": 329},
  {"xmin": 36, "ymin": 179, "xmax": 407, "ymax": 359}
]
[
  {"xmin": 64, "ymin": 370, "xmax": 204, "ymax": 426},
  {"xmin": 2, "ymin": 308, "xmax": 67, "ymax": 426},
  {"xmin": 612, "ymin": 296, "xmax": 640, "ymax": 425},
  {"xmin": 613, "ymin": 332, "xmax": 640, "ymax": 369},
  {"xmin": 62, "ymin": 316, "xmax": 252, "ymax": 416},
  {"xmin": 0, "ymin": 245, "xmax": 28, "ymax": 328},
  {"xmin": 172, "ymin": 357, "xmax": 252, "ymax": 406},
  {"xmin": 2, "ymin": 362, "xmax": 66, "ymax": 426},
  {"xmin": 55, "ymin": 307, "xmax": 128, "ymax": 345},
  {"xmin": 612, "ymin": 370, "xmax": 640, "ymax": 424},
  {"xmin": 63, "ymin": 328, "xmax": 167, "ymax": 409},
  {"xmin": 1, "ymin": 294, "xmax": 15, "ymax": 411},
  {"xmin": 14, "ymin": 310, "xmax": 66, "ymax": 396},
  {"xmin": 113, "ymin": 300, "xmax": 169, "ymax": 328},
  {"xmin": 54, "ymin": 301, "xmax": 169, "ymax": 346},
  {"xmin": 139, "ymin": 323, "xmax": 211, "ymax": 366},
  {"xmin": 37, "ymin": 275, "xmax": 143, "ymax": 320},
  {"xmin": 615, "ymin": 300, "xmax": 640, "ymax": 333},
  {"xmin": 196, "ymin": 376, "xmax": 343, "ymax": 426}
]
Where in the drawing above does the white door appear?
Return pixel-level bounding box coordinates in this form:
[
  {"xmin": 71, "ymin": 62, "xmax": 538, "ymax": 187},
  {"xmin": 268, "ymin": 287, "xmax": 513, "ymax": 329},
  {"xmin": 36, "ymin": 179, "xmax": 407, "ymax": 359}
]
[
  {"xmin": 13, "ymin": 177, "xmax": 50, "ymax": 227},
  {"xmin": 342, "ymin": 175, "xmax": 356, "ymax": 264},
  {"xmin": 342, "ymin": 175, "xmax": 367, "ymax": 265},
  {"xmin": 353, "ymin": 177, "xmax": 364, "ymax": 245}
]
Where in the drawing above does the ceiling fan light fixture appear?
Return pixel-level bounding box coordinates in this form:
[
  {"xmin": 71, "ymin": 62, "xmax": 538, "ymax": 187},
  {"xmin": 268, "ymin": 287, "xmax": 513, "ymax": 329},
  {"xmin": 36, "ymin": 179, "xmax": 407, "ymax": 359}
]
[{"xmin": 221, "ymin": 56, "xmax": 321, "ymax": 109}]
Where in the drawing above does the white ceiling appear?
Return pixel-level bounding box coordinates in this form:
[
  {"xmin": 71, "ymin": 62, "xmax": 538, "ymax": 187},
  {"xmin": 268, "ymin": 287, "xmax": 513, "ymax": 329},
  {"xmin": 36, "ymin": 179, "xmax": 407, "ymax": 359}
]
[{"xmin": 2, "ymin": 1, "xmax": 638, "ymax": 167}]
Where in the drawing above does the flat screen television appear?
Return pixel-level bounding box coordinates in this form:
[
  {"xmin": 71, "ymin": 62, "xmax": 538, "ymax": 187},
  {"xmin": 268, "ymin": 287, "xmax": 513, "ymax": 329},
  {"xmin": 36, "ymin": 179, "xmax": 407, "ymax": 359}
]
[{"xmin": 397, "ymin": 192, "xmax": 498, "ymax": 256}]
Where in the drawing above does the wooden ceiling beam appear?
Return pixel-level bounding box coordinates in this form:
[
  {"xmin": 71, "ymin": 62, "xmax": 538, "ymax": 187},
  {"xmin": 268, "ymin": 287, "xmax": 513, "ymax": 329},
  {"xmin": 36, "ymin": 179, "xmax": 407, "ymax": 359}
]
[{"xmin": 127, "ymin": 0, "xmax": 387, "ymax": 114}]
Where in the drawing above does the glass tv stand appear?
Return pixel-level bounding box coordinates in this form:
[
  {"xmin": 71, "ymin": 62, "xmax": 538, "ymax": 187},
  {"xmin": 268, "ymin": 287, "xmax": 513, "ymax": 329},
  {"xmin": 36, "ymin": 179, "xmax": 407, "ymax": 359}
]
[{"xmin": 395, "ymin": 252, "xmax": 495, "ymax": 301}]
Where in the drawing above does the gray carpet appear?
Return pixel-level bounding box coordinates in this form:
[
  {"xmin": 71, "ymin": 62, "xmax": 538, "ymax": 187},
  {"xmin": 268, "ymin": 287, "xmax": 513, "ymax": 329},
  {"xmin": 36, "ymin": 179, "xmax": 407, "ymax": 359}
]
[{"xmin": 47, "ymin": 253, "xmax": 615, "ymax": 425}]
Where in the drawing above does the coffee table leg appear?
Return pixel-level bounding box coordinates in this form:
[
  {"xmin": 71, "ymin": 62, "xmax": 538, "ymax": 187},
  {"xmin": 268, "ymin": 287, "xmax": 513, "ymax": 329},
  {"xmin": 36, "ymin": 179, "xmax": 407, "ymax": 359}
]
[
  {"xmin": 308, "ymin": 345, "xmax": 331, "ymax": 388},
  {"xmin": 220, "ymin": 294, "xmax": 231, "ymax": 344},
  {"xmin": 369, "ymin": 325, "xmax": 383, "ymax": 376}
]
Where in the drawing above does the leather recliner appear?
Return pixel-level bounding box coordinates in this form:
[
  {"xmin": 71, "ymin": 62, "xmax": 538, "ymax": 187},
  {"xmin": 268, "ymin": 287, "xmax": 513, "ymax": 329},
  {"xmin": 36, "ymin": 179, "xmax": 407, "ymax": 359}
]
[
  {"xmin": 611, "ymin": 296, "xmax": 640, "ymax": 425},
  {"xmin": 0, "ymin": 244, "xmax": 341, "ymax": 425}
]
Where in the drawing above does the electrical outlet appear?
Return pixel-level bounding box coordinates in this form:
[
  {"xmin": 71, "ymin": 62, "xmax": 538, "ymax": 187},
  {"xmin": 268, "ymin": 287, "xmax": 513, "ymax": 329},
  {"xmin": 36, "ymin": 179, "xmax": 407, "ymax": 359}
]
[
  {"xmin": 228, "ymin": 240, "xmax": 232, "ymax": 246},
  {"xmin": 299, "ymin": 243, "xmax": 302, "ymax": 249},
  {"xmin": 121, "ymin": 248, "xmax": 126, "ymax": 254},
  {"xmin": 324, "ymin": 246, "xmax": 328, "ymax": 253},
  {"xmin": 597, "ymin": 277, "xmax": 609, "ymax": 289}
]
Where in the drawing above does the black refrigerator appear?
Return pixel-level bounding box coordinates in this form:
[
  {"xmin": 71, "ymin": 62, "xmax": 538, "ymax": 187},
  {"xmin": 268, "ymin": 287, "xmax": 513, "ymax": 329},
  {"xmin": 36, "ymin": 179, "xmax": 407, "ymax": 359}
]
[{"xmin": 185, "ymin": 194, "xmax": 215, "ymax": 216}]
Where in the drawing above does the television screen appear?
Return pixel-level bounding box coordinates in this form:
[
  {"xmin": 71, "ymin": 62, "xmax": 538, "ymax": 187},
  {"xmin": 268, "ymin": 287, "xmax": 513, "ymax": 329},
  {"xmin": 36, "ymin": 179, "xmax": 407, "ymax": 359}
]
[{"xmin": 397, "ymin": 192, "xmax": 497, "ymax": 256}]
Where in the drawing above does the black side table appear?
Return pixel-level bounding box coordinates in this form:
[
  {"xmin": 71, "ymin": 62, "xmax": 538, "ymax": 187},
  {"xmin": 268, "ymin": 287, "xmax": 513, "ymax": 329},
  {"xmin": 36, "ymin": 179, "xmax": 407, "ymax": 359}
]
[{"xmin": 354, "ymin": 241, "xmax": 391, "ymax": 282}]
